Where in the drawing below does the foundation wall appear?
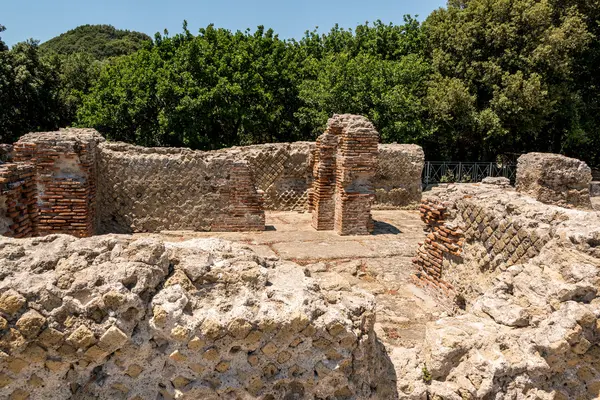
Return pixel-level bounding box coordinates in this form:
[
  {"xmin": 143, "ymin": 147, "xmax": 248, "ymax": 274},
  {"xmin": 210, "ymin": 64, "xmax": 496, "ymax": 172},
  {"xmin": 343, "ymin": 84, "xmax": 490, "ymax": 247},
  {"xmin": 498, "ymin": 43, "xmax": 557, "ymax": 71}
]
[
  {"xmin": 0, "ymin": 235, "xmax": 383, "ymax": 399},
  {"xmin": 413, "ymin": 182, "xmax": 552, "ymax": 298},
  {"xmin": 412, "ymin": 174, "xmax": 600, "ymax": 398}
]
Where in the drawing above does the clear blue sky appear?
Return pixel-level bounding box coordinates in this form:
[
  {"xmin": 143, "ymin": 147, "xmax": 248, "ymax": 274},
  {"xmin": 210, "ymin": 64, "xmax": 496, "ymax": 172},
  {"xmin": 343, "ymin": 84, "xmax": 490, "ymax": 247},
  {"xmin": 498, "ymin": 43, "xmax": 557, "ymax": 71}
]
[{"xmin": 1, "ymin": 0, "xmax": 446, "ymax": 47}]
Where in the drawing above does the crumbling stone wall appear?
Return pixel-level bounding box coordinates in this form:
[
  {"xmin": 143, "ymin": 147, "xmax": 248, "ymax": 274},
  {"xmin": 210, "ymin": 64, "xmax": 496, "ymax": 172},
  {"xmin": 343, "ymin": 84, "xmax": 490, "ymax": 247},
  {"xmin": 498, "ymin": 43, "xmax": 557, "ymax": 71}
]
[
  {"xmin": 516, "ymin": 152, "xmax": 592, "ymax": 209},
  {"xmin": 2, "ymin": 128, "xmax": 422, "ymax": 238},
  {"xmin": 0, "ymin": 163, "xmax": 37, "ymax": 238},
  {"xmin": 0, "ymin": 235, "xmax": 384, "ymax": 399},
  {"xmin": 97, "ymin": 143, "xmax": 265, "ymax": 233},
  {"xmin": 311, "ymin": 114, "xmax": 380, "ymax": 235},
  {"xmin": 412, "ymin": 176, "xmax": 600, "ymax": 398},
  {"xmin": 228, "ymin": 142, "xmax": 315, "ymax": 212},
  {"xmin": 13, "ymin": 129, "xmax": 104, "ymax": 238}
]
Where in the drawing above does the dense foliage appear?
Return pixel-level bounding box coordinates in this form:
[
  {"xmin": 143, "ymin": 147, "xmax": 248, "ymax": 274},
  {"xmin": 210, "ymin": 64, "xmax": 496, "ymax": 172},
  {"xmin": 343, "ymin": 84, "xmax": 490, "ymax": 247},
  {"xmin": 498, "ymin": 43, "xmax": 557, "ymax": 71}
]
[
  {"xmin": 39, "ymin": 24, "xmax": 152, "ymax": 59},
  {"xmin": 2, "ymin": 1, "xmax": 600, "ymax": 165}
]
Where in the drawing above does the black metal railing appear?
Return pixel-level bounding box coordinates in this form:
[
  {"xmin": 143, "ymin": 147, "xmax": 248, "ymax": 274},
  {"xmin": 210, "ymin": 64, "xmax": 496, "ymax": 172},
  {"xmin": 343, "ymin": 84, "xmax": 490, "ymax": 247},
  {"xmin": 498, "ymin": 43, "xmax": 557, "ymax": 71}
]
[{"xmin": 423, "ymin": 161, "xmax": 516, "ymax": 185}]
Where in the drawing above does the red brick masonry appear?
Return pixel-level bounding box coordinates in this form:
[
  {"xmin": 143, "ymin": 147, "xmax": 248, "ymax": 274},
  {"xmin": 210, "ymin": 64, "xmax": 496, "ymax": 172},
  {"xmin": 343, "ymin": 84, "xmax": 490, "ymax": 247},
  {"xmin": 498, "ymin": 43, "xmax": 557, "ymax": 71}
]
[
  {"xmin": 0, "ymin": 163, "xmax": 37, "ymax": 238},
  {"xmin": 311, "ymin": 114, "xmax": 379, "ymax": 235},
  {"xmin": 412, "ymin": 198, "xmax": 463, "ymax": 295}
]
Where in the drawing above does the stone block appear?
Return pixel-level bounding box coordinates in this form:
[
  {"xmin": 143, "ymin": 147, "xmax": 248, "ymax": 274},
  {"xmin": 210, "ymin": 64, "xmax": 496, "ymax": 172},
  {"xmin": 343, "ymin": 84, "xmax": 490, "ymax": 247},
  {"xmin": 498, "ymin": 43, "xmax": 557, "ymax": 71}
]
[{"xmin": 516, "ymin": 152, "xmax": 592, "ymax": 209}]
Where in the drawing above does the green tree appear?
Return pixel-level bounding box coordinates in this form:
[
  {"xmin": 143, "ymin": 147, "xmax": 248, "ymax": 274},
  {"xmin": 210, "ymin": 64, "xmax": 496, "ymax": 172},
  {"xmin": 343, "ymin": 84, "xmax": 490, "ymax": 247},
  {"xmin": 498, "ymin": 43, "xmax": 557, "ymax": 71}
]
[
  {"xmin": 423, "ymin": 0, "xmax": 591, "ymax": 160},
  {"xmin": 0, "ymin": 32, "xmax": 63, "ymax": 143},
  {"xmin": 297, "ymin": 52, "xmax": 431, "ymax": 144},
  {"xmin": 78, "ymin": 25, "xmax": 309, "ymax": 149}
]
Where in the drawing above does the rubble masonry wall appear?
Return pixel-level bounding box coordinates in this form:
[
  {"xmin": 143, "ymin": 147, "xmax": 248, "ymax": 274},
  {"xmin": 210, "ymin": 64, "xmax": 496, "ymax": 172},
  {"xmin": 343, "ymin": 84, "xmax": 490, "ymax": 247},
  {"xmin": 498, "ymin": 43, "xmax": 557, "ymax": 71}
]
[{"xmin": 516, "ymin": 152, "xmax": 592, "ymax": 209}]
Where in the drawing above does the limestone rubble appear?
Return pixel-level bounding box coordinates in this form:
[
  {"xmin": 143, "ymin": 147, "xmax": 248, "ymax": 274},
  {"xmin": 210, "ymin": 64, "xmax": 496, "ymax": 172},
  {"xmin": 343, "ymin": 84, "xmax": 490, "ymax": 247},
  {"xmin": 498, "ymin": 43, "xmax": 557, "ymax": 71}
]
[{"xmin": 0, "ymin": 235, "xmax": 386, "ymax": 399}]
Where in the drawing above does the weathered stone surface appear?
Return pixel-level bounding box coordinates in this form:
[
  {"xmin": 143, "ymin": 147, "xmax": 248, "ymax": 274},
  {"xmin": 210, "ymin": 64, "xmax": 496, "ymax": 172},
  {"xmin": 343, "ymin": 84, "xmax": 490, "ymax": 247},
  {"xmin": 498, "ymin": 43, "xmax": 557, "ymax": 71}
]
[
  {"xmin": 481, "ymin": 176, "xmax": 510, "ymax": 187},
  {"xmin": 411, "ymin": 182, "xmax": 600, "ymax": 399},
  {"xmin": 0, "ymin": 234, "xmax": 384, "ymax": 399},
  {"xmin": 374, "ymin": 144, "xmax": 424, "ymax": 209},
  {"xmin": 516, "ymin": 152, "xmax": 592, "ymax": 209}
]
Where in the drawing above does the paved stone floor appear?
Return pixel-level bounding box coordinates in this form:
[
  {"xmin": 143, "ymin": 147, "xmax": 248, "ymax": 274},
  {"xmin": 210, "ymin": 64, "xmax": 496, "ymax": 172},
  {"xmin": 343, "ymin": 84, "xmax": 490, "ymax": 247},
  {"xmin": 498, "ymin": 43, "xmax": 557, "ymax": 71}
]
[{"xmin": 142, "ymin": 210, "xmax": 444, "ymax": 347}]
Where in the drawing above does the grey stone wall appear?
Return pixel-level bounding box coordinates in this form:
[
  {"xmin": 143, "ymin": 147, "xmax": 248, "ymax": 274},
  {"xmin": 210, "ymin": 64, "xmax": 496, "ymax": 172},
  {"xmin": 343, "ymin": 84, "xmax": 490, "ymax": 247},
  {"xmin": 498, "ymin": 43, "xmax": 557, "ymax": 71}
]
[{"xmin": 373, "ymin": 144, "xmax": 424, "ymax": 209}]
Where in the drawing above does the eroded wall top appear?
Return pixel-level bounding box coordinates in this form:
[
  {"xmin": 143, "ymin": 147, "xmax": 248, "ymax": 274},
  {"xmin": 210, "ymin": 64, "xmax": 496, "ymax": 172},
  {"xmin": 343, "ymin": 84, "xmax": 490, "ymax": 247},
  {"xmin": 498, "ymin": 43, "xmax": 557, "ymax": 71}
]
[{"xmin": 0, "ymin": 235, "xmax": 384, "ymax": 399}]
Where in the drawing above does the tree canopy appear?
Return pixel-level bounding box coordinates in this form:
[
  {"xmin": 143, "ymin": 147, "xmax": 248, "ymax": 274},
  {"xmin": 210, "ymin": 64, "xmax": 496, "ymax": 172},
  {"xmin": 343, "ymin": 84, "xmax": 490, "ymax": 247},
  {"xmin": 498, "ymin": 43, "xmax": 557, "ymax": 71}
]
[{"xmin": 2, "ymin": 1, "xmax": 600, "ymax": 165}]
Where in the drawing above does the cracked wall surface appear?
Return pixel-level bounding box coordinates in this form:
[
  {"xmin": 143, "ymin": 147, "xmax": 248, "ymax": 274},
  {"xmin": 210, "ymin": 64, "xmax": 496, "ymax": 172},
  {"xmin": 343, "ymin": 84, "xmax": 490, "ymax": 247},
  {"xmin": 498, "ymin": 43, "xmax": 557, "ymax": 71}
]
[{"xmin": 0, "ymin": 235, "xmax": 389, "ymax": 399}]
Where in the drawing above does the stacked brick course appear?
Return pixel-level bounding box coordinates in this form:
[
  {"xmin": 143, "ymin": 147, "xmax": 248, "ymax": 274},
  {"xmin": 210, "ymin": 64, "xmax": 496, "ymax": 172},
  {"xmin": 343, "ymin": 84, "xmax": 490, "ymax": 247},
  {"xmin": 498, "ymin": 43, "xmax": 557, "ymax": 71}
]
[
  {"xmin": 13, "ymin": 129, "xmax": 104, "ymax": 238},
  {"xmin": 333, "ymin": 116, "xmax": 379, "ymax": 235},
  {"xmin": 413, "ymin": 199, "xmax": 462, "ymax": 294},
  {"xmin": 310, "ymin": 114, "xmax": 379, "ymax": 235},
  {"xmin": 0, "ymin": 163, "xmax": 37, "ymax": 237},
  {"xmin": 413, "ymin": 184, "xmax": 555, "ymax": 299},
  {"xmin": 311, "ymin": 132, "xmax": 338, "ymax": 230},
  {"xmin": 210, "ymin": 161, "xmax": 265, "ymax": 231}
]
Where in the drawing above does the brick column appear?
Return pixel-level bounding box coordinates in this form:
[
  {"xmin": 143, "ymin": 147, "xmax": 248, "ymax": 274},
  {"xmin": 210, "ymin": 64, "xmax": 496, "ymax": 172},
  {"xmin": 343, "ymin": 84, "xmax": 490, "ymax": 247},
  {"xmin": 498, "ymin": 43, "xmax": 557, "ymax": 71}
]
[
  {"xmin": 13, "ymin": 129, "xmax": 104, "ymax": 238},
  {"xmin": 333, "ymin": 116, "xmax": 379, "ymax": 235},
  {"xmin": 310, "ymin": 114, "xmax": 379, "ymax": 235}
]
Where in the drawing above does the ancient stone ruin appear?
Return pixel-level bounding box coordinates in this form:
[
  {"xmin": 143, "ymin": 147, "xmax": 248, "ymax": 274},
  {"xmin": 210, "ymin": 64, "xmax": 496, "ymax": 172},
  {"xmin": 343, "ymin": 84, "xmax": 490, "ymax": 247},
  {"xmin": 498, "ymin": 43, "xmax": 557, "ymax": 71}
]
[
  {"xmin": 412, "ymin": 160, "xmax": 600, "ymax": 398},
  {"xmin": 0, "ymin": 236, "xmax": 388, "ymax": 399},
  {"xmin": 516, "ymin": 152, "xmax": 593, "ymax": 209},
  {"xmin": 311, "ymin": 115, "xmax": 379, "ymax": 235},
  {"xmin": 2, "ymin": 122, "xmax": 600, "ymax": 399},
  {"xmin": 0, "ymin": 122, "xmax": 422, "ymax": 238}
]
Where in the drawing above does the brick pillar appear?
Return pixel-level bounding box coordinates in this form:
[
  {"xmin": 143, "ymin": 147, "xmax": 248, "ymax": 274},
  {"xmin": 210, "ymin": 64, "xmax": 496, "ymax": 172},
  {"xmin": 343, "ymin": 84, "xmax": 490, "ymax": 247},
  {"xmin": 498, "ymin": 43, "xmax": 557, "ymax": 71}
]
[
  {"xmin": 13, "ymin": 129, "xmax": 104, "ymax": 238},
  {"xmin": 0, "ymin": 163, "xmax": 37, "ymax": 238},
  {"xmin": 333, "ymin": 115, "xmax": 379, "ymax": 235},
  {"xmin": 311, "ymin": 131, "xmax": 339, "ymax": 230},
  {"xmin": 310, "ymin": 115, "xmax": 379, "ymax": 235}
]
